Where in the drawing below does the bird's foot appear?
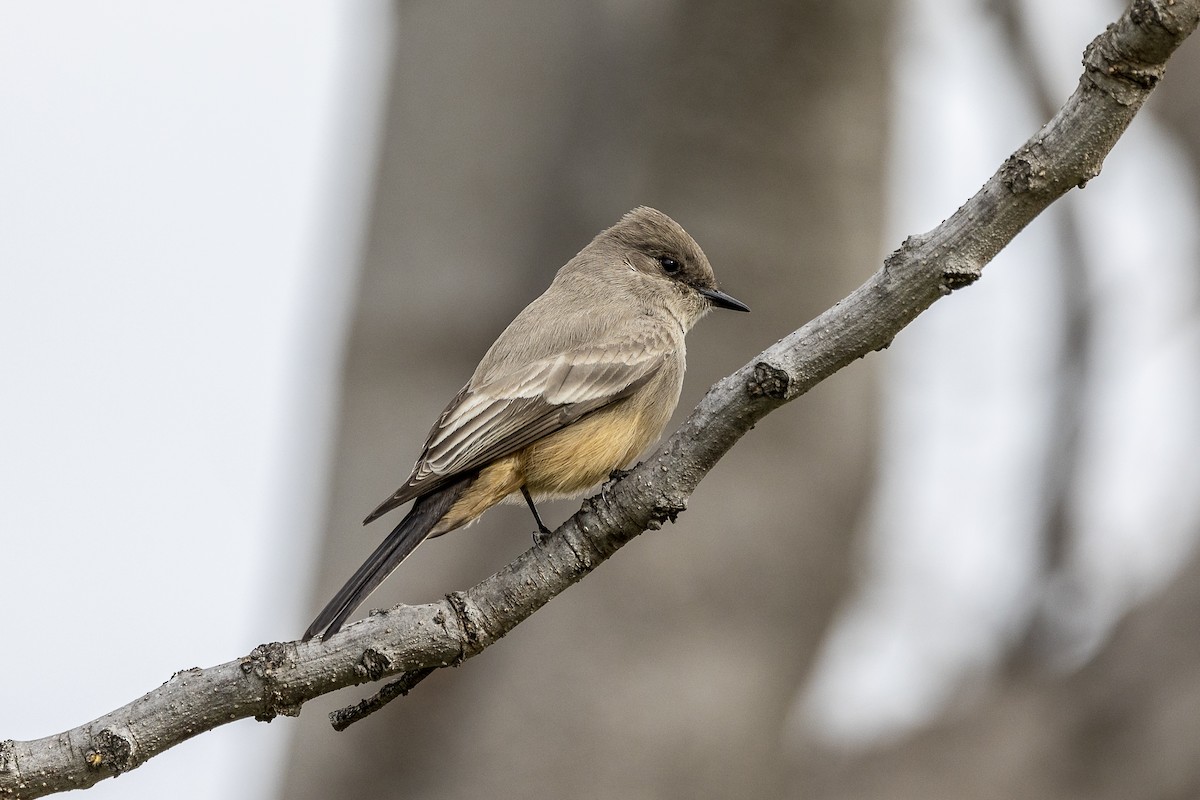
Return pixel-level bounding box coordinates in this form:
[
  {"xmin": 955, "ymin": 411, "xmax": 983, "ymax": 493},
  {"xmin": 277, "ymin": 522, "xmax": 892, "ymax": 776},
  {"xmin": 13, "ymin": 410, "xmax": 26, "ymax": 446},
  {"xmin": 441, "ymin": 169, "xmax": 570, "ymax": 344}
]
[
  {"xmin": 521, "ymin": 484, "xmax": 555, "ymax": 547},
  {"xmin": 531, "ymin": 524, "xmax": 553, "ymax": 548}
]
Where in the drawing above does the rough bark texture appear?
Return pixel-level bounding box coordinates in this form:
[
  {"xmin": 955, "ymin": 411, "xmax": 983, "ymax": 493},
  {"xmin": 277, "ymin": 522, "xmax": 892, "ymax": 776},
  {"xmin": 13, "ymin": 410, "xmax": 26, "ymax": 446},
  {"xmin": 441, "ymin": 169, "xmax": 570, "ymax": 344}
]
[{"xmin": 1, "ymin": 1, "xmax": 1196, "ymax": 798}]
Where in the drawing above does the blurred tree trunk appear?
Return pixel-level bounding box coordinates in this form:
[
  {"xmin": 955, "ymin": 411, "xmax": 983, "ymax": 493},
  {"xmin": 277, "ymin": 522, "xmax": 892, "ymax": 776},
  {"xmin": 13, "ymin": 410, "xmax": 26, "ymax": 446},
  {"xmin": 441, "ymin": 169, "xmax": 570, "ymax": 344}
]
[{"xmin": 281, "ymin": 1, "xmax": 890, "ymax": 797}]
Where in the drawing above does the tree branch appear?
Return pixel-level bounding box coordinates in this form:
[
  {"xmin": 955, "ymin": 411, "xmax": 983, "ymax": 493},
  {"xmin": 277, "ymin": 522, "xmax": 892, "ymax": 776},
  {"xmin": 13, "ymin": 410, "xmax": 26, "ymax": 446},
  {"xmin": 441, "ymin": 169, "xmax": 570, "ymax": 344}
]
[{"xmin": 3, "ymin": 1, "xmax": 1197, "ymax": 797}]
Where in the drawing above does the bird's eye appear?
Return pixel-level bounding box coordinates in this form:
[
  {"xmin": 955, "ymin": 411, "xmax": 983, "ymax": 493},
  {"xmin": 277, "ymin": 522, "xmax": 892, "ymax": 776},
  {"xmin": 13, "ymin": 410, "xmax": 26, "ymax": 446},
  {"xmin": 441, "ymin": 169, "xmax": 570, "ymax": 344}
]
[{"xmin": 658, "ymin": 256, "xmax": 681, "ymax": 274}]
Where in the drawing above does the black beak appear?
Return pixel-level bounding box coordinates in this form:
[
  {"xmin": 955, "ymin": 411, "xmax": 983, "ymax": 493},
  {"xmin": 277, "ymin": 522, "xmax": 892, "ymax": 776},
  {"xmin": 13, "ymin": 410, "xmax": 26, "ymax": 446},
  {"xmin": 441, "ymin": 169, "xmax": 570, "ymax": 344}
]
[{"xmin": 699, "ymin": 287, "xmax": 750, "ymax": 312}]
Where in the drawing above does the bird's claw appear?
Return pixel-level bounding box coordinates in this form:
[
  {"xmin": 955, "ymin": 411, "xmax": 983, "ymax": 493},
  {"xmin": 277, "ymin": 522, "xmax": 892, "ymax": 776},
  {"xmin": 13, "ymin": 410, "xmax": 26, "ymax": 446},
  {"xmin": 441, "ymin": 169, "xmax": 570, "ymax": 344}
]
[{"xmin": 531, "ymin": 525, "xmax": 553, "ymax": 548}]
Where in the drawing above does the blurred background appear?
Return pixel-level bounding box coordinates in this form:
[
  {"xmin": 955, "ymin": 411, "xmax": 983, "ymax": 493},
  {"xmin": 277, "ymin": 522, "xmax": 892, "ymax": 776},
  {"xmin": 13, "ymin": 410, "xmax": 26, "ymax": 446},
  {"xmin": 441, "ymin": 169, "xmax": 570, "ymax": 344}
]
[{"xmin": 3, "ymin": 1, "xmax": 1199, "ymax": 798}]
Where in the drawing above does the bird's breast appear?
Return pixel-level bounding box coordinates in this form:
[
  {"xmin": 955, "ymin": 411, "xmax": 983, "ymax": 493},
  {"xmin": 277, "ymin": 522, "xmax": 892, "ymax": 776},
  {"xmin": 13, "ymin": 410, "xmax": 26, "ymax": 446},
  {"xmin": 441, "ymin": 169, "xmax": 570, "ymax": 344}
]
[{"xmin": 520, "ymin": 356, "xmax": 684, "ymax": 498}]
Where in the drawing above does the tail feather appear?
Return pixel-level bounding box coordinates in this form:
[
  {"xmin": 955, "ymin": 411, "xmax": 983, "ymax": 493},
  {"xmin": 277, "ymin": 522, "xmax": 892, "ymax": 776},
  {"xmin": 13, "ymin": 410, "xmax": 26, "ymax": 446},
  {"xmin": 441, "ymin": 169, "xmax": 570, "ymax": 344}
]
[{"xmin": 302, "ymin": 478, "xmax": 470, "ymax": 641}]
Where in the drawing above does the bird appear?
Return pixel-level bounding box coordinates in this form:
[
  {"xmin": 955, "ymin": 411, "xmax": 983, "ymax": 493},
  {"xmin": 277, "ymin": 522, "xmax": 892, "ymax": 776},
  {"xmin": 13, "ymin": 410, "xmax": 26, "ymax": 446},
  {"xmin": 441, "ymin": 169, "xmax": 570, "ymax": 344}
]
[{"xmin": 303, "ymin": 206, "xmax": 748, "ymax": 641}]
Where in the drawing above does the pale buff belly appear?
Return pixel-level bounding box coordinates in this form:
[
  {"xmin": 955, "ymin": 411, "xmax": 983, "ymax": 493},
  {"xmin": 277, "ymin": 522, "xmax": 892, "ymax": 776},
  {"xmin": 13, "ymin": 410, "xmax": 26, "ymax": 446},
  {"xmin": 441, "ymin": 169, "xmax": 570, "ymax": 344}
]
[{"xmin": 430, "ymin": 361, "xmax": 683, "ymax": 535}]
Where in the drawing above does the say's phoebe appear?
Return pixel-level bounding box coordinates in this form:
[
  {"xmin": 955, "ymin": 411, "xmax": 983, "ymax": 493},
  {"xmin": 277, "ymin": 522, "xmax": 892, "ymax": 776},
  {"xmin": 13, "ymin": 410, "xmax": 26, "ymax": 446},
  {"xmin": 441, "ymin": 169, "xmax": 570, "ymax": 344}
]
[{"xmin": 304, "ymin": 207, "xmax": 748, "ymax": 641}]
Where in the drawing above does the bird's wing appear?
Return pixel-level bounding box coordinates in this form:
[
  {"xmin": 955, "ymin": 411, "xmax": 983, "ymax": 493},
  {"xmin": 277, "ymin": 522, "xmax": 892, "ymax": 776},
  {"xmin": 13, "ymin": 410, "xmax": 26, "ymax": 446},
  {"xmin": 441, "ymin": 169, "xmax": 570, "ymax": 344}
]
[{"xmin": 364, "ymin": 328, "xmax": 672, "ymax": 523}]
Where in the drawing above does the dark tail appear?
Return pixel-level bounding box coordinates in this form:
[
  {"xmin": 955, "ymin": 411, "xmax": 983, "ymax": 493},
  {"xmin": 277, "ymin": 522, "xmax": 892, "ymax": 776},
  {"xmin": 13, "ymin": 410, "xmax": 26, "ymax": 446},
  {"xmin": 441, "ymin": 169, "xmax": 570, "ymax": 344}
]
[{"xmin": 302, "ymin": 478, "xmax": 470, "ymax": 641}]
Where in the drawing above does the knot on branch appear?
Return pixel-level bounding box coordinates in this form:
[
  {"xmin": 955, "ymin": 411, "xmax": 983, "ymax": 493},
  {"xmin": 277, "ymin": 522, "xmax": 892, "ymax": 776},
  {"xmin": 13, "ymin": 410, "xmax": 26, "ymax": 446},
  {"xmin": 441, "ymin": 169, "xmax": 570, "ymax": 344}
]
[
  {"xmin": 939, "ymin": 259, "xmax": 982, "ymax": 294},
  {"xmin": 747, "ymin": 362, "xmax": 790, "ymax": 399},
  {"xmin": 85, "ymin": 729, "xmax": 133, "ymax": 775},
  {"xmin": 1002, "ymin": 153, "xmax": 1047, "ymax": 194},
  {"xmin": 1097, "ymin": 54, "xmax": 1164, "ymax": 92},
  {"xmin": 1130, "ymin": 0, "xmax": 1193, "ymax": 36},
  {"xmin": 241, "ymin": 642, "xmax": 300, "ymax": 721},
  {"xmin": 355, "ymin": 648, "xmax": 393, "ymax": 682},
  {"xmin": 645, "ymin": 492, "xmax": 687, "ymax": 531},
  {"xmin": 242, "ymin": 642, "xmax": 289, "ymax": 676},
  {"xmin": 444, "ymin": 592, "xmax": 482, "ymax": 659},
  {"xmin": 1083, "ymin": 0, "xmax": 1182, "ymax": 105}
]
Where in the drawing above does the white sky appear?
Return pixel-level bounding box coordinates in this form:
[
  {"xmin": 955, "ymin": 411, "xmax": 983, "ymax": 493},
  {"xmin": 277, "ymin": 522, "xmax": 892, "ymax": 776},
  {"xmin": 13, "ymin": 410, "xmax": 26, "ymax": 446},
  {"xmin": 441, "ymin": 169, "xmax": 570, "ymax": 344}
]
[{"xmin": 0, "ymin": 4, "xmax": 390, "ymax": 799}]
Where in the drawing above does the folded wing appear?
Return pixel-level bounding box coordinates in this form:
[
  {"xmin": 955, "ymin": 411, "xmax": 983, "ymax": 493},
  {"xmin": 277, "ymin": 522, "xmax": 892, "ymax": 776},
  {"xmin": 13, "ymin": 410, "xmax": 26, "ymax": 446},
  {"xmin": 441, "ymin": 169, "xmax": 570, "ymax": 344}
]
[{"xmin": 363, "ymin": 329, "xmax": 672, "ymax": 523}]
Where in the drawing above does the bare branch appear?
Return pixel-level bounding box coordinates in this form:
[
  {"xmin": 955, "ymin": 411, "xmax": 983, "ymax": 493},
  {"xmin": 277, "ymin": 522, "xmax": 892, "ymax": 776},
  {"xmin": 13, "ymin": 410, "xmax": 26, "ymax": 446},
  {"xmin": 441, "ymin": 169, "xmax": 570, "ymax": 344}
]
[{"xmin": 2, "ymin": 2, "xmax": 1196, "ymax": 797}]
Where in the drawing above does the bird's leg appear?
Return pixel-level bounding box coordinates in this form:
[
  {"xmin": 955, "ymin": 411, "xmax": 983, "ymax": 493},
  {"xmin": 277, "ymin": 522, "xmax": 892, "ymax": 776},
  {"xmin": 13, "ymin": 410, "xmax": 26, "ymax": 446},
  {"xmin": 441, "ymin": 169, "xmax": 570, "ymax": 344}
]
[{"xmin": 520, "ymin": 485, "xmax": 553, "ymax": 545}]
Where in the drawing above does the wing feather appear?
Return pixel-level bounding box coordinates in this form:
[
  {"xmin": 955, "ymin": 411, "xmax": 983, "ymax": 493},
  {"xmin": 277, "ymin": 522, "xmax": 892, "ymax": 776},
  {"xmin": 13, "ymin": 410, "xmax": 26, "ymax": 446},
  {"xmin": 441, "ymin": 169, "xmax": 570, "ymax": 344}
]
[{"xmin": 363, "ymin": 328, "xmax": 673, "ymax": 523}]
